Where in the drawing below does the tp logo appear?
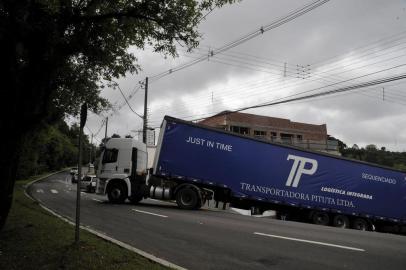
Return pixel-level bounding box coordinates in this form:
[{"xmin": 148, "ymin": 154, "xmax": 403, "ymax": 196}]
[{"xmin": 285, "ymin": 154, "xmax": 318, "ymax": 187}]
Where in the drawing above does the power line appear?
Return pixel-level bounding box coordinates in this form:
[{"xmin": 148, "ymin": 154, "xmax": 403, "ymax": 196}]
[
  {"xmin": 136, "ymin": 1, "xmax": 406, "ymax": 129},
  {"xmin": 108, "ymin": 2, "xmax": 406, "ymax": 130},
  {"xmin": 147, "ymin": 65, "xmax": 406, "ymax": 126},
  {"xmin": 115, "ymin": 83, "xmax": 143, "ymax": 119},
  {"xmin": 189, "ymin": 73, "xmax": 406, "ymax": 122},
  {"xmin": 190, "ymin": 29, "xmax": 406, "ymax": 76},
  {"xmin": 85, "ymin": 125, "xmax": 94, "ymax": 135},
  {"xmin": 171, "ymin": 36, "xmax": 406, "ymax": 103},
  {"xmin": 181, "ymin": 38, "xmax": 406, "ymax": 86},
  {"xmin": 94, "ymin": 118, "xmax": 105, "ymax": 137},
  {"xmin": 148, "ymin": 0, "xmax": 330, "ymax": 82},
  {"xmin": 147, "ymin": 72, "xmax": 406, "ymax": 126},
  {"xmin": 255, "ymin": 63, "xmax": 406, "ymax": 105},
  {"xmin": 147, "ymin": 52, "xmax": 406, "ymax": 117}
]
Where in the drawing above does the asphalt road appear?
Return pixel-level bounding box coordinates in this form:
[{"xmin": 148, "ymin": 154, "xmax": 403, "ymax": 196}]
[{"xmin": 28, "ymin": 172, "xmax": 406, "ymax": 270}]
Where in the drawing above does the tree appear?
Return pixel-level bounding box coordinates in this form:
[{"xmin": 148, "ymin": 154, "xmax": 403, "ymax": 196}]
[
  {"xmin": 365, "ymin": 144, "xmax": 377, "ymax": 151},
  {"xmin": 0, "ymin": 0, "xmax": 236, "ymax": 230},
  {"xmin": 16, "ymin": 120, "xmax": 81, "ymax": 179}
]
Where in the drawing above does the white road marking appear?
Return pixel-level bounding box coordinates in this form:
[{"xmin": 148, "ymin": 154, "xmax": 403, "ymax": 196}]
[
  {"xmin": 36, "ymin": 189, "xmax": 44, "ymax": 193},
  {"xmin": 132, "ymin": 209, "xmax": 168, "ymax": 218},
  {"xmin": 50, "ymin": 189, "xmax": 59, "ymax": 194},
  {"xmin": 254, "ymin": 232, "xmax": 365, "ymax": 252},
  {"xmin": 92, "ymin": 198, "xmax": 103, "ymax": 203}
]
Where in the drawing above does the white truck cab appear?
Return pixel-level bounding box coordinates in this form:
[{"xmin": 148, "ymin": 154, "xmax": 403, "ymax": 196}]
[
  {"xmin": 96, "ymin": 138, "xmax": 148, "ymax": 203},
  {"xmin": 96, "ymin": 127, "xmax": 213, "ymax": 210}
]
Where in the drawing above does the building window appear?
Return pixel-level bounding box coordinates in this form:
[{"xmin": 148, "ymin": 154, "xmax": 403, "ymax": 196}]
[
  {"xmin": 230, "ymin": 125, "xmax": 250, "ymax": 135},
  {"xmin": 102, "ymin": 148, "xmax": 118, "ymax": 163},
  {"xmin": 254, "ymin": 130, "xmax": 266, "ymax": 137},
  {"xmin": 280, "ymin": 133, "xmax": 294, "ymax": 144},
  {"xmin": 297, "ymin": 134, "xmax": 303, "ymax": 140}
]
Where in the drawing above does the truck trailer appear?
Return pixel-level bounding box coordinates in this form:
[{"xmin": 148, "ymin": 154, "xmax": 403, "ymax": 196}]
[{"xmin": 96, "ymin": 116, "xmax": 406, "ymax": 232}]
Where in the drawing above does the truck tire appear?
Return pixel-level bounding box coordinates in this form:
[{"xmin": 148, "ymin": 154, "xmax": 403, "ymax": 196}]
[
  {"xmin": 352, "ymin": 218, "xmax": 369, "ymax": 231},
  {"xmin": 176, "ymin": 187, "xmax": 201, "ymax": 210},
  {"xmin": 107, "ymin": 182, "xmax": 127, "ymax": 204},
  {"xmin": 312, "ymin": 211, "xmax": 330, "ymax": 226},
  {"xmin": 333, "ymin": 215, "xmax": 350, "ymax": 228}
]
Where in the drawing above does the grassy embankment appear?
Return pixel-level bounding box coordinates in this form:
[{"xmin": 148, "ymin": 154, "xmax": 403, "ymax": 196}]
[{"xmin": 0, "ymin": 173, "xmax": 169, "ymax": 270}]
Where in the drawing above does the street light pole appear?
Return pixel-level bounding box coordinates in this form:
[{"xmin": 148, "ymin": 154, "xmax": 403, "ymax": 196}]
[
  {"xmin": 75, "ymin": 103, "xmax": 87, "ymax": 244},
  {"xmin": 143, "ymin": 77, "xmax": 148, "ymax": 143},
  {"xmin": 104, "ymin": 117, "xmax": 108, "ymax": 140}
]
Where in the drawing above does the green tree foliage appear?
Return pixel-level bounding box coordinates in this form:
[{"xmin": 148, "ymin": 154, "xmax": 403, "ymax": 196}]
[
  {"xmin": 341, "ymin": 144, "xmax": 406, "ymax": 170},
  {"xmin": 0, "ymin": 0, "xmax": 236, "ymax": 230},
  {"xmin": 16, "ymin": 120, "xmax": 94, "ymax": 179}
]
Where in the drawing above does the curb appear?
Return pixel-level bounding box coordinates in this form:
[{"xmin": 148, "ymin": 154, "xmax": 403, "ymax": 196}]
[{"xmin": 24, "ymin": 171, "xmax": 187, "ymax": 270}]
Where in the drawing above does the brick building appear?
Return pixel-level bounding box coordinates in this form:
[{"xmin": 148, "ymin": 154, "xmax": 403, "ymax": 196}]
[{"xmin": 199, "ymin": 111, "xmax": 338, "ymax": 154}]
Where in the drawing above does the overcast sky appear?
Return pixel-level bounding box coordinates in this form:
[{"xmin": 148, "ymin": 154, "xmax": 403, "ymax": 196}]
[{"xmin": 83, "ymin": 0, "xmax": 406, "ymax": 151}]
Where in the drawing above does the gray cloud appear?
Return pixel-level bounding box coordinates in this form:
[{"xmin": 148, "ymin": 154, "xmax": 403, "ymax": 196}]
[{"xmin": 89, "ymin": 0, "xmax": 406, "ymax": 151}]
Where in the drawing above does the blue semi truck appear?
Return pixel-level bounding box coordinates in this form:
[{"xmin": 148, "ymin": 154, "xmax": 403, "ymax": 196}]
[{"xmin": 96, "ymin": 116, "xmax": 406, "ymax": 232}]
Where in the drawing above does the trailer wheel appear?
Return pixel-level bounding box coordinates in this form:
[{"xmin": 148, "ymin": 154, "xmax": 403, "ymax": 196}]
[
  {"xmin": 312, "ymin": 211, "xmax": 330, "ymax": 226},
  {"xmin": 107, "ymin": 182, "xmax": 127, "ymax": 204},
  {"xmin": 352, "ymin": 218, "xmax": 369, "ymax": 231},
  {"xmin": 176, "ymin": 187, "xmax": 201, "ymax": 210},
  {"xmin": 333, "ymin": 215, "xmax": 350, "ymax": 228}
]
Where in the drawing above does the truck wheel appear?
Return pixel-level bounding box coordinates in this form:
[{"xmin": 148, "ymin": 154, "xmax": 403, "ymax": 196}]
[
  {"xmin": 176, "ymin": 187, "xmax": 201, "ymax": 210},
  {"xmin": 107, "ymin": 182, "xmax": 127, "ymax": 204},
  {"xmin": 312, "ymin": 211, "xmax": 330, "ymax": 226},
  {"xmin": 352, "ymin": 218, "xmax": 369, "ymax": 231},
  {"xmin": 333, "ymin": 215, "xmax": 350, "ymax": 228}
]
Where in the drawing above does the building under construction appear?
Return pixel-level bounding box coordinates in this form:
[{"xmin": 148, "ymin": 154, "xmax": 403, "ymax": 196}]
[{"xmin": 199, "ymin": 111, "xmax": 339, "ymax": 155}]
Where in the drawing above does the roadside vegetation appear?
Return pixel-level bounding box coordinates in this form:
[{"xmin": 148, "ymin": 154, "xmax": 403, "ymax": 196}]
[
  {"xmin": 17, "ymin": 120, "xmax": 95, "ymax": 179},
  {"xmin": 0, "ymin": 175, "xmax": 169, "ymax": 270},
  {"xmin": 332, "ymin": 137, "xmax": 406, "ymax": 170}
]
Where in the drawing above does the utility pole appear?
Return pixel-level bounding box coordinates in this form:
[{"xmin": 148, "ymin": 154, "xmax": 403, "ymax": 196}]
[
  {"xmin": 143, "ymin": 77, "xmax": 148, "ymax": 143},
  {"xmin": 104, "ymin": 117, "xmax": 108, "ymax": 140},
  {"xmin": 89, "ymin": 134, "xmax": 93, "ymax": 164},
  {"xmin": 75, "ymin": 103, "xmax": 87, "ymax": 245}
]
